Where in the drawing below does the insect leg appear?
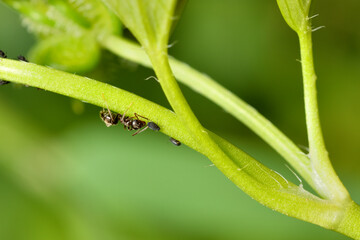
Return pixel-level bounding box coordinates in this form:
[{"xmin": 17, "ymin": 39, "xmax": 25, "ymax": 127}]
[
  {"xmin": 132, "ymin": 126, "xmax": 149, "ymax": 136},
  {"xmin": 134, "ymin": 113, "xmax": 149, "ymax": 121}
]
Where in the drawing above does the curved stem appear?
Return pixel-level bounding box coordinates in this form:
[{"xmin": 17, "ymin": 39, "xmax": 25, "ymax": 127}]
[
  {"xmin": 1, "ymin": 58, "xmax": 359, "ymax": 238},
  {"xmin": 101, "ymin": 35, "xmax": 319, "ymax": 195},
  {"xmin": 298, "ymin": 31, "xmax": 349, "ymax": 201}
]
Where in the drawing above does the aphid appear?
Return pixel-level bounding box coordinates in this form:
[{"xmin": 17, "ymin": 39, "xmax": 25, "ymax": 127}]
[
  {"xmin": 169, "ymin": 137, "xmax": 181, "ymax": 146},
  {"xmin": 147, "ymin": 121, "xmax": 160, "ymax": 131},
  {"xmin": 17, "ymin": 55, "xmax": 28, "ymax": 62},
  {"xmin": 0, "ymin": 50, "xmax": 7, "ymax": 58},
  {"xmin": 0, "ymin": 50, "xmax": 10, "ymax": 85},
  {"xmin": 0, "ymin": 80, "xmax": 10, "ymax": 85}
]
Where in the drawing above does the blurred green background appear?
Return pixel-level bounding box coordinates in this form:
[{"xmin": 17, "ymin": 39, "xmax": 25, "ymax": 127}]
[{"xmin": 1, "ymin": 1, "xmax": 360, "ymax": 239}]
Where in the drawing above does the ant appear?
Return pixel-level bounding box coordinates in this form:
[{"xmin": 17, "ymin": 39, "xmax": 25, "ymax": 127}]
[
  {"xmin": 119, "ymin": 111, "xmax": 150, "ymax": 136},
  {"xmin": 100, "ymin": 95, "xmax": 160, "ymax": 136},
  {"xmin": 99, "ymin": 109, "xmax": 119, "ymax": 127}
]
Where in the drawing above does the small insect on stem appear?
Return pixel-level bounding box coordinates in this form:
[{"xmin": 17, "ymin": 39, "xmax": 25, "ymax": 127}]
[
  {"xmin": 17, "ymin": 55, "xmax": 28, "ymax": 62},
  {"xmin": 100, "ymin": 110, "xmax": 120, "ymax": 127},
  {"xmin": 169, "ymin": 137, "xmax": 181, "ymax": 146},
  {"xmin": 0, "ymin": 79, "xmax": 10, "ymax": 85},
  {"xmin": 99, "ymin": 96, "xmax": 160, "ymax": 136},
  {"xmin": 100, "ymin": 93, "xmax": 120, "ymax": 127},
  {"xmin": 147, "ymin": 121, "xmax": 160, "ymax": 131},
  {"xmin": 0, "ymin": 50, "xmax": 7, "ymax": 58},
  {"xmin": 0, "ymin": 50, "xmax": 10, "ymax": 85},
  {"xmin": 120, "ymin": 110, "xmax": 149, "ymax": 136},
  {"xmin": 99, "ymin": 95, "xmax": 161, "ymax": 136}
]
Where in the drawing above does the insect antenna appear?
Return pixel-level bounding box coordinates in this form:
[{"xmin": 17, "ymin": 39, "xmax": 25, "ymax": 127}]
[{"xmin": 101, "ymin": 93, "xmax": 113, "ymax": 119}]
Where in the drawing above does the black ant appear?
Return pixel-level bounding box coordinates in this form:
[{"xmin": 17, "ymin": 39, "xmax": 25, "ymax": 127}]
[
  {"xmin": 100, "ymin": 109, "xmax": 149, "ymax": 136},
  {"xmin": 100, "ymin": 109, "xmax": 119, "ymax": 127},
  {"xmin": 100, "ymin": 95, "xmax": 159, "ymax": 136},
  {"xmin": 119, "ymin": 111, "xmax": 149, "ymax": 136},
  {"xmin": 99, "ymin": 94, "xmax": 122, "ymax": 127}
]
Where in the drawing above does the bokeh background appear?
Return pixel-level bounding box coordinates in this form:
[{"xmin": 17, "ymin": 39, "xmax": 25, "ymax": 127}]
[{"xmin": 1, "ymin": 1, "xmax": 360, "ymax": 239}]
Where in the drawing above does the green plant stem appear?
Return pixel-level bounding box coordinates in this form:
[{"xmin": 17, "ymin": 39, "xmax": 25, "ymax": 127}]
[
  {"xmin": 335, "ymin": 201, "xmax": 360, "ymax": 239},
  {"xmin": 148, "ymin": 51, "xmax": 205, "ymax": 142},
  {"xmin": 147, "ymin": 50, "xmax": 238, "ymax": 174},
  {"xmin": 101, "ymin": 35, "xmax": 318, "ymax": 195},
  {"xmin": 1, "ymin": 59, "xmax": 360, "ymax": 238},
  {"xmin": 298, "ymin": 31, "xmax": 349, "ymax": 201}
]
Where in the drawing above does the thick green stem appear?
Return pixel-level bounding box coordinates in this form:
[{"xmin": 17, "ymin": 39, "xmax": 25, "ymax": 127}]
[
  {"xmin": 1, "ymin": 58, "xmax": 359, "ymax": 238},
  {"xmin": 335, "ymin": 201, "xmax": 360, "ymax": 239},
  {"xmin": 148, "ymin": 51, "xmax": 204, "ymax": 139},
  {"xmin": 145, "ymin": 50, "xmax": 267, "ymax": 200},
  {"xmin": 101, "ymin": 35, "xmax": 316, "ymax": 194},
  {"xmin": 298, "ymin": 31, "xmax": 349, "ymax": 201}
]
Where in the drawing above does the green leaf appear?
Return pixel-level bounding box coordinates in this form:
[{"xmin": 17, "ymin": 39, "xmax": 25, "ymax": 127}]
[
  {"xmin": 64, "ymin": 0, "xmax": 121, "ymax": 36},
  {"xmin": 4, "ymin": 0, "xmax": 85, "ymax": 37},
  {"xmin": 276, "ymin": 0, "xmax": 311, "ymax": 33},
  {"xmin": 3, "ymin": 0, "xmax": 120, "ymax": 72},
  {"xmin": 28, "ymin": 35, "xmax": 100, "ymax": 73},
  {"xmin": 4, "ymin": 0, "xmax": 119, "ymax": 37},
  {"xmin": 102, "ymin": 0, "xmax": 179, "ymax": 50}
]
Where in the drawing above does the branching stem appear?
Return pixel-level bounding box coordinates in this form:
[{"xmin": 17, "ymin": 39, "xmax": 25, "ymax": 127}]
[
  {"xmin": 298, "ymin": 30, "xmax": 349, "ymax": 201},
  {"xmin": 101, "ymin": 35, "xmax": 317, "ymax": 195},
  {"xmin": 1, "ymin": 51, "xmax": 359, "ymax": 240}
]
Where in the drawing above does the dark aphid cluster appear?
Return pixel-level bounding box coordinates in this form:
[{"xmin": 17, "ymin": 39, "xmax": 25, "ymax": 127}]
[
  {"xmin": 0, "ymin": 50, "xmax": 10, "ymax": 85},
  {"xmin": 0, "ymin": 50, "xmax": 29, "ymax": 86}
]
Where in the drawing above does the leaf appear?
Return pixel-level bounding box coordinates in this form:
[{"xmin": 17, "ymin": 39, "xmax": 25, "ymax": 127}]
[
  {"xmin": 4, "ymin": 0, "xmax": 120, "ymax": 37},
  {"xmin": 4, "ymin": 0, "xmax": 85, "ymax": 37},
  {"xmin": 102, "ymin": 0, "xmax": 180, "ymax": 49},
  {"xmin": 3, "ymin": 0, "xmax": 120, "ymax": 72},
  {"xmin": 64, "ymin": 0, "xmax": 121, "ymax": 36},
  {"xmin": 276, "ymin": 0, "xmax": 312, "ymax": 33}
]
